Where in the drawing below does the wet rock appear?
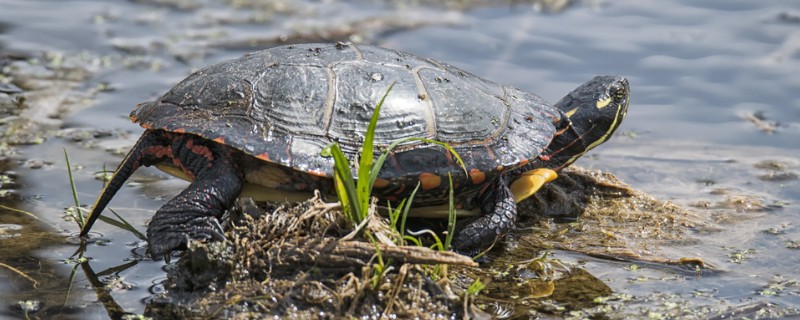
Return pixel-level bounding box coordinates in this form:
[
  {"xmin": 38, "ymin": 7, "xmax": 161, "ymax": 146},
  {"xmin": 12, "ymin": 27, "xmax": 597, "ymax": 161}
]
[
  {"xmin": 753, "ymin": 159, "xmax": 798, "ymax": 182},
  {"xmin": 56, "ymin": 128, "xmax": 115, "ymax": 142},
  {"xmin": 1, "ymin": 118, "xmax": 46, "ymax": 145},
  {"xmin": 0, "ymin": 83, "xmax": 22, "ymax": 94},
  {"xmin": 0, "ymin": 96, "xmax": 22, "ymax": 120},
  {"xmin": 786, "ymin": 240, "xmax": 800, "ymax": 249},
  {"xmin": 758, "ymin": 171, "xmax": 798, "ymax": 182},
  {"xmin": 754, "ymin": 160, "xmax": 792, "ymax": 171},
  {"xmin": 22, "ymin": 159, "xmax": 52, "ymax": 169},
  {"xmin": 133, "ymin": 0, "xmax": 204, "ymax": 11},
  {"xmin": 761, "ymin": 223, "xmax": 791, "ymax": 235},
  {"xmin": 777, "ymin": 11, "xmax": 800, "ymax": 24},
  {"xmin": 110, "ymin": 38, "xmax": 165, "ymax": 56}
]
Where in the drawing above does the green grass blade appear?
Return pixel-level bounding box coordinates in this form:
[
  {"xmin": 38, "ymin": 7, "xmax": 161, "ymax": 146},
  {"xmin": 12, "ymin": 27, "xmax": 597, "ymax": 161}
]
[
  {"xmin": 323, "ymin": 143, "xmax": 362, "ymax": 223},
  {"xmin": 92, "ymin": 216, "xmax": 138, "ymax": 238},
  {"xmin": 444, "ymin": 173, "xmax": 457, "ymax": 251},
  {"xmin": 402, "ymin": 235, "xmax": 422, "ymax": 247},
  {"xmin": 63, "ymin": 148, "xmax": 84, "ymax": 227},
  {"xmin": 333, "ymin": 146, "xmax": 361, "ymax": 223},
  {"xmin": 332, "ymin": 171, "xmax": 352, "ymax": 221},
  {"xmin": 106, "ymin": 208, "xmax": 146, "ymax": 240},
  {"xmin": 467, "ymin": 278, "xmax": 486, "ymax": 296},
  {"xmin": 407, "ymin": 229, "xmax": 444, "ymax": 251},
  {"xmin": 398, "ymin": 182, "xmax": 420, "ymax": 243},
  {"xmin": 357, "ymin": 83, "xmax": 395, "ymax": 221},
  {"xmin": 388, "ymin": 198, "xmax": 406, "ymax": 230}
]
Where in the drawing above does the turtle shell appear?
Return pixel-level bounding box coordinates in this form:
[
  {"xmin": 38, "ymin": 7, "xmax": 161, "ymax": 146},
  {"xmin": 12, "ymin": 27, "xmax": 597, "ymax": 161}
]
[{"xmin": 131, "ymin": 43, "xmax": 564, "ymax": 205}]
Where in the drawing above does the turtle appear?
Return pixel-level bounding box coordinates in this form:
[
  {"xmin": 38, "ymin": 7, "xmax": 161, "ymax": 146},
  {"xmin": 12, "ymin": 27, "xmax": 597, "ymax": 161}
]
[{"xmin": 80, "ymin": 43, "xmax": 630, "ymax": 258}]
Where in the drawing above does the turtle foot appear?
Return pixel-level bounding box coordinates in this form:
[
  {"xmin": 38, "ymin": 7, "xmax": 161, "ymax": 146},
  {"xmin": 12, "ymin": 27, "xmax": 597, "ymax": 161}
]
[
  {"xmin": 451, "ymin": 176, "xmax": 517, "ymax": 258},
  {"xmin": 451, "ymin": 220, "xmax": 503, "ymax": 259},
  {"xmin": 147, "ymin": 215, "xmax": 226, "ymax": 258}
]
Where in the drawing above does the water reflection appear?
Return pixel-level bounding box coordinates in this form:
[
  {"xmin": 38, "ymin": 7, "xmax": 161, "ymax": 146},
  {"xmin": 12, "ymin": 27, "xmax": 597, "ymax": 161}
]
[{"xmin": 0, "ymin": 0, "xmax": 798, "ymax": 318}]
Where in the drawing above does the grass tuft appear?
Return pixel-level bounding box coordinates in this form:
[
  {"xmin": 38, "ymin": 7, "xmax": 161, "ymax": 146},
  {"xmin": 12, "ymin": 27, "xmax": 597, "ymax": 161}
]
[
  {"xmin": 322, "ymin": 84, "xmax": 465, "ymax": 255},
  {"xmin": 321, "ymin": 83, "xmax": 395, "ymax": 226}
]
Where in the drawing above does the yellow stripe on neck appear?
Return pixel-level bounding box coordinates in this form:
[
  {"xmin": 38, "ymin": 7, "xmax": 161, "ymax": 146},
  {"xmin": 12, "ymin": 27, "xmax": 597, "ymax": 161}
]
[
  {"xmin": 563, "ymin": 99, "xmax": 627, "ymax": 166},
  {"xmin": 596, "ymin": 98, "xmax": 612, "ymax": 109},
  {"xmin": 565, "ymin": 107, "xmax": 578, "ymax": 118}
]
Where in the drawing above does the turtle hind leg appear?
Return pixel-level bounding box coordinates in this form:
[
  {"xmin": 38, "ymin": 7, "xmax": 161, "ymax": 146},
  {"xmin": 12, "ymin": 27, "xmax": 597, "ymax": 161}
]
[
  {"xmin": 452, "ymin": 176, "xmax": 517, "ymax": 257},
  {"xmin": 146, "ymin": 136, "xmax": 244, "ymax": 258},
  {"xmin": 80, "ymin": 130, "xmax": 169, "ymax": 237}
]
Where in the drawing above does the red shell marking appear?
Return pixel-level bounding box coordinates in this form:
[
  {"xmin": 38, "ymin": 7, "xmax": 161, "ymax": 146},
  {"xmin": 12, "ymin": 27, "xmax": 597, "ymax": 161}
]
[
  {"xmin": 256, "ymin": 153, "xmax": 270, "ymax": 161},
  {"xmin": 307, "ymin": 169, "xmax": 329, "ymax": 177},
  {"xmin": 419, "ymin": 173, "xmax": 442, "ymax": 191},
  {"xmin": 469, "ymin": 169, "xmax": 486, "ymax": 185},
  {"xmin": 373, "ymin": 178, "xmax": 391, "ymax": 188}
]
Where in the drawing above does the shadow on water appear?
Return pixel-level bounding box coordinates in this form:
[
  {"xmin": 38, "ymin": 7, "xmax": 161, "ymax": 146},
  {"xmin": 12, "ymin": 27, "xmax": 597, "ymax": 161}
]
[{"xmin": 79, "ymin": 258, "xmax": 139, "ymax": 319}]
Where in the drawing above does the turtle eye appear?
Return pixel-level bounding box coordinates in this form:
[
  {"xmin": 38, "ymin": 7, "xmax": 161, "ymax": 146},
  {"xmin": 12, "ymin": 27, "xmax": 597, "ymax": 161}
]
[{"xmin": 612, "ymin": 87, "xmax": 627, "ymax": 102}]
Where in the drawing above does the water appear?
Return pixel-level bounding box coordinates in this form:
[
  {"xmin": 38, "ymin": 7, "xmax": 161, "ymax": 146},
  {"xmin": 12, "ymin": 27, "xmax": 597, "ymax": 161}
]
[{"xmin": 0, "ymin": 0, "xmax": 798, "ymax": 318}]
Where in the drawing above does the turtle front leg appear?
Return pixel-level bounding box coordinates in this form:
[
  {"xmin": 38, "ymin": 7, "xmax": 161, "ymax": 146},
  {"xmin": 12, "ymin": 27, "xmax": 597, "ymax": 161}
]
[
  {"xmin": 452, "ymin": 176, "xmax": 517, "ymax": 256},
  {"xmin": 146, "ymin": 137, "xmax": 244, "ymax": 258}
]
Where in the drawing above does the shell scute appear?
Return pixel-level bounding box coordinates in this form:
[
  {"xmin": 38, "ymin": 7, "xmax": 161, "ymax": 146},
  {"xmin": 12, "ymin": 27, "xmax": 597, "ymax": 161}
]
[{"xmin": 131, "ymin": 43, "xmax": 562, "ymax": 207}]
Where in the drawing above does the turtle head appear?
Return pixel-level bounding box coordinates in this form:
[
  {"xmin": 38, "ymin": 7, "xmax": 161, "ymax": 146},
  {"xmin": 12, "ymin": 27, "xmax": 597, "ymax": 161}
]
[{"xmin": 545, "ymin": 75, "xmax": 630, "ymax": 169}]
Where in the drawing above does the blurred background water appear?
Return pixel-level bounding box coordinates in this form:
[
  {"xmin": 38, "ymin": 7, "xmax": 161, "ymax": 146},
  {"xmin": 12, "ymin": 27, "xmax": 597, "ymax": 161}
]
[{"xmin": 0, "ymin": 0, "xmax": 798, "ymax": 318}]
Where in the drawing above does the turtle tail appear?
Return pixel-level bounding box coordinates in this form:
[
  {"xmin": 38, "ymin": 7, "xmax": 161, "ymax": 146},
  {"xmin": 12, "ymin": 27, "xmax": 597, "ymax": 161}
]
[{"xmin": 80, "ymin": 130, "xmax": 163, "ymax": 237}]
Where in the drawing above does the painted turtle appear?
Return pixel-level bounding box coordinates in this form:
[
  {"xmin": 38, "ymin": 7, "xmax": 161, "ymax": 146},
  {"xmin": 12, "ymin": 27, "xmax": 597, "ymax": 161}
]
[{"xmin": 80, "ymin": 43, "xmax": 630, "ymax": 257}]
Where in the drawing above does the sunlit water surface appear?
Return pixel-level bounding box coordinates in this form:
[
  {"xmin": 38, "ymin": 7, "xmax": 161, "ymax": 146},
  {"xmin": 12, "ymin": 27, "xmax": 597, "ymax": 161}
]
[{"xmin": 0, "ymin": 0, "xmax": 798, "ymax": 318}]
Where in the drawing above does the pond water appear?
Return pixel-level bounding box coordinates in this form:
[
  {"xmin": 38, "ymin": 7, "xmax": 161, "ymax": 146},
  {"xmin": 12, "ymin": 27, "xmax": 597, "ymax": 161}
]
[{"xmin": 0, "ymin": 0, "xmax": 798, "ymax": 318}]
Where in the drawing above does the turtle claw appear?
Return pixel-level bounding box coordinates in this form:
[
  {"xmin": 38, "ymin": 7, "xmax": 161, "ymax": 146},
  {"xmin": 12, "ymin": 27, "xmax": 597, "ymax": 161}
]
[{"xmin": 186, "ymin": 216, "xmax": 227, "ymax": 242}]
